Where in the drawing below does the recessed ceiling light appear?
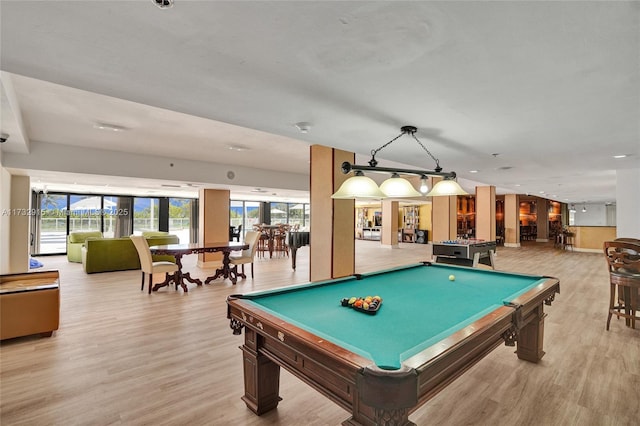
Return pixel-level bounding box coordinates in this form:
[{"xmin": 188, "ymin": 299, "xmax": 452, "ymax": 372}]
[
  {"xmin": 251, "ymin": 188, "xmax": 268, "ymax": 193},
  {"xmin": 469, "ymin": 170, "xmax": 479, "ymax": 173},
  {"xmin": 613, "ymin": 154, "xmax": 628, "ymax": 159},
  {"xmin": 514, "ymin": 184, "xmax": 521, "ymax": 187},
  {"xmin": 228, "ymin": 145, "xmax": 249, "ymax": 152},
  {"xmin": 539, "ymin": 191, "xmax": 545, "ymax": 194},
  {"xmin": 94, "ymin": 123, "xmax": 127, "ymax": 132}
]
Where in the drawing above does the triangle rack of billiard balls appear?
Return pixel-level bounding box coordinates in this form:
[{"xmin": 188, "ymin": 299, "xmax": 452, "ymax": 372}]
[{"xmin": 340, "ymin": 295, "xmax": 383, "ymax": 315}]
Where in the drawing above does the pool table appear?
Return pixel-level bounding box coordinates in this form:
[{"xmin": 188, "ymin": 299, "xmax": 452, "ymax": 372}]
[{"xmin": 227, "ymin": 262, "xmax": 560, "ymax": 426}]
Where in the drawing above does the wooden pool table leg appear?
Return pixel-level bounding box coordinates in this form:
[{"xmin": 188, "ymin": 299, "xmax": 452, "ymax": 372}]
[
  {"xmin": 343, "ymin": 407, "xmax": 415, "ymax": 426},
  {"xmin": 343, "ymin": 366, "xmax": 418, "ymax": 426},
  {"xmin": 516, "ymin": 304, "xmax": 546, "ymax": 363},
  {"xmin": 240, "ymin": 328, "xmax": 282, "ymax": 415}
]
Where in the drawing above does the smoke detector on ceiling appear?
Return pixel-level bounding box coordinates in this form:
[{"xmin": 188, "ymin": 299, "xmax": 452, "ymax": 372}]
[
  {"xmin": 294, "ymin": 122, "xmax": 312, "ymax": 134},
  {"xmin": 152, "ymin": 0, "xmax": 174, "ymax": 9}
]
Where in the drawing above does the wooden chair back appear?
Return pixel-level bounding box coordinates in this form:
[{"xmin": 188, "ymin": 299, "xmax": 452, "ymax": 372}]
[{"xmin": 603, "ymin": 240, "xmax": 640, "ymax": 329}]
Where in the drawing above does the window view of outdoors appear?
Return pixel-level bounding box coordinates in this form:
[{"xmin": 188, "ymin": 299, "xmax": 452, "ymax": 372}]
[
  {"xmin": 169, "ymin": 198, "xmax": 192, "ymax": 243},
  {"xmin": 289, "ymin": 204, "xmax": 309, "ymax": 228},
  {"xmin": 243, "ymin": 202, "xmax": 260, "ymax": 234},
  {"xmin": 37, "ymin": 193, "xmax": 67, "ymax": 254},
  {"xmin": 133, "ymin": 198, "xmax": 159, "ymax": 234},
  {"xmin": 270, "ymin": 203, "xmax": 288, "ymax": 225},
  {"xmin": 33, "ymin": 191, "xmax": 306, "ymax": 255}
]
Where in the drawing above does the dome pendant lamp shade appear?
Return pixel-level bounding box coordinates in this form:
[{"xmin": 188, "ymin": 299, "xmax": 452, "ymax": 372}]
[
  {"xmin": 331, "ymin": 126, "xmax": 465, "ymax": 199},
  {"xmin": 379, "ymin": 173, "xmax": 422, "ymax": 198},
  {"xmin": 424, "ymin": 179, "xmax": 468, "ymax": 197},
  {"xmin": 331, "ymin": 172, "xmax": 386, "ymax": 199}
]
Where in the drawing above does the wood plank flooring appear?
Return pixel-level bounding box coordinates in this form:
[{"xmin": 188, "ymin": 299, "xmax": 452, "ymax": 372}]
[{"xmin": 1, "ymin": 241, "xmax": 638, "ymax": 425}]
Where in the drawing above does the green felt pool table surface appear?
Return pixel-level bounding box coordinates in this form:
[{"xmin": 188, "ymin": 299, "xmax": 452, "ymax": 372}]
[{"xmin": 238, "ymin": 262, "xmax": 549, "ymax": 370}]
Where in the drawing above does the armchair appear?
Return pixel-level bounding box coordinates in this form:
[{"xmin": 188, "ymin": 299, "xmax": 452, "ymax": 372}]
[{"xmin": 67, "ymin": 231, "xmax": 103, "ymax": 262}]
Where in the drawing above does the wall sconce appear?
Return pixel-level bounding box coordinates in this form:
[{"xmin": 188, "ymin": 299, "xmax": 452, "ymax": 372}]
[{"xmin": 331, "ymin": 126, "xmax": 468, "ymax": 199}]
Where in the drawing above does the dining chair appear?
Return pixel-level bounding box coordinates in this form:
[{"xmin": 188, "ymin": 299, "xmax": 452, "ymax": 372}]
[
  {"xmin": 230, "ymin": 231, "xmax": 261, "ymax": 279},
  {"xmin": 230, "ymin": 224, "xmax": 242, "ymax": 242},
  {"xmin": 130, "ymin": 235, "xmax": 179, "ymax": 294},
  {"xmin": 603, "ymin": 240, "xmax": 640, "ymax": 330},
  {"xmin": 273, "ymin": 224, "xmax": 290, "ymax": 258}
]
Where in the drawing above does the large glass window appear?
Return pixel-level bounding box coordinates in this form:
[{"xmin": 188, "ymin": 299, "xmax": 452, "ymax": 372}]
[
  {"xmin": 245, "ymin": 202, "xmax": 260, "ymax": 231},
  {"xmin": 37, "ymin": 193, "xmax": 68, "ymax": 254},
  {"xmin": 270, "ymin": 202, "xmax": 288, "ymax": 225},
  {"xmin": 289, "ymin": 204, "xmax": 310, "ymax": 229},
  {"xmin": 230, "ymin": 200, "xmax": 244, "ymax": 229},
  {"xmin": 169, "ymin": 198, "xmax": 193, "ymax": 243},
  {"xmin": 31, "ymin": 191, "xmax": 196, "ymax": 255},
  {"xmin": 68, "ymin": 195, "xmax": 102, "ymax": 233},
  {"xmin": 104, "ymin": 196, "xmax": 133, "ymax": 238},
  {"xmin": 133, "ymin": 197, "xmax": 159, "ymax": 234}
]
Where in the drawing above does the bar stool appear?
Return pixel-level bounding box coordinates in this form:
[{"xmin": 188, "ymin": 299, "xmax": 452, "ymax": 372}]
[
  {"xmin": 603, "ymin": 240, "xmax": 640, "ymax": 329},
  {"xmin": 563, "ymin": 232, "xmax": 574, "ymax": 251}
]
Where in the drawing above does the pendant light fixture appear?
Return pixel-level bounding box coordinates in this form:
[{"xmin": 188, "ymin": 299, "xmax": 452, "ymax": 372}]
[{"xmin": 331, "ymin": 126, "xmax": 467, "ymax": 199}]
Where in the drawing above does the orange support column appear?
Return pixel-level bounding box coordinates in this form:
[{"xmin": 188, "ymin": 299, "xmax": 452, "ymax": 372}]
[
  {"xmin": 381, "ymin": 199, "xmax": 399, "ymax": 248},
  {"xmin": 431, "ymin": 177, "xmax": 457, "ymax": 242},
  {"xmin": 197, "ymin": 188, "xmax": 230, "ymax": 267},
  {"xmin": 475, "ymin": 186, "xmax": 496, "ymax": 242},
  {"xmin": 504, "ymin": 194, "xmax": 521, "ymax": 247},
  {"xmin": 310, "ymin": 145, "xmax": 355, "ymax": 281}
]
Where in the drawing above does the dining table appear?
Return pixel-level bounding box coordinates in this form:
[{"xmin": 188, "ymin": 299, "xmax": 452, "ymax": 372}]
[{"xmin": 150, "ymin": 241, "xmax": 248, "ymax": 292}]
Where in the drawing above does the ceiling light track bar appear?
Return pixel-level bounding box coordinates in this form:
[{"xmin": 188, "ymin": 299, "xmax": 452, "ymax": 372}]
[{"xmin": 340, "ymin": 162, "xmax": 456, "ymax": 179}]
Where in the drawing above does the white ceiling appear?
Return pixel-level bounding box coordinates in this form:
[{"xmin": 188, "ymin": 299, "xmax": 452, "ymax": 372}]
[{"xmin": 1, "ymin": 1, "xmax": 639, "ymax": 204}]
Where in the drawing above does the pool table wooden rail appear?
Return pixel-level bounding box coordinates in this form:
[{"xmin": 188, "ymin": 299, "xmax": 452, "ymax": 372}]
[{"xmin": 227, "ymin": 272, "xmax": 560, "ymax": 426}]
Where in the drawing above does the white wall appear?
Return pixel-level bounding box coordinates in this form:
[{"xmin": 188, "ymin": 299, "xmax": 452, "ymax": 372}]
[
  {"xmin": 3, "ymin": 141, "xmax": 309, "ymax": 192},
  {"xmin": 572, "ymin": 203, "xmax": 612, "ymax": 226},
  {"xmin": 616, "ymin": 168, "xmax": 640, "ymax": 238}
]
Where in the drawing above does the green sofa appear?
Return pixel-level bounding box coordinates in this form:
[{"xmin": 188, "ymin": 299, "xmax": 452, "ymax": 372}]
[
  {"xmin": 67, "ymin": 231, "xmax": 104, "ymax": 263},
  {"xmin": 81, "ymin": 234, "xmax": 179, "ymax": 274}
]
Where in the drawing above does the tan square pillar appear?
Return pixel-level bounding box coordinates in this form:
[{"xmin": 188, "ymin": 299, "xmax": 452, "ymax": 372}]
[
  {"xmin": 431, "ymin": 177, "xmax": 457, "ymax": 242},
  {"xmin": 9, "ymin": 175, "xmax": 30, "ymax": 273},
  {"xmin": 475, "ymin": 186, "xmax": 496, "ymax": 242},
  {"xmin": 310, "ymin": 145, "xmax": 355, "ymax": 281},
  {"xmin": 197, "ymin": 188, "xmax": 230, "ymax": 267},
  {"xmin": 504, "ymin": 194, "xmax": 521, "ymax": 247},
  {"xmin": 381, "ymin": 199, "xmax": 399, "ymax": 248}
]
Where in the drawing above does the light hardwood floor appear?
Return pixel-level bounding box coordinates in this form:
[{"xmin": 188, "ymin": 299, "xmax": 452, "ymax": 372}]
[{"xmin": 1, "ymin": 241, "xmax": 638, "ymax": 425}]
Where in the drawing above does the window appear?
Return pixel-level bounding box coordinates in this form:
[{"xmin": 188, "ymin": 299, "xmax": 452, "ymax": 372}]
[
  {"xmin": 270, "ymin": 202, "xmax": 288, "ymax": 224},
  {"xmin": 133, "ymin": 198, "xmax": 159, "ymax": 234},
  {"xmin": 68, "ymin": 195, "xmax": 102, "ymax": 233},
  {"xmin": 169, "ymin": 198, "xmax": 193, "ymax": 243},
  {"xmin": 35, "ymin": 193, "xmax": 67, "ymax": 254}
]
